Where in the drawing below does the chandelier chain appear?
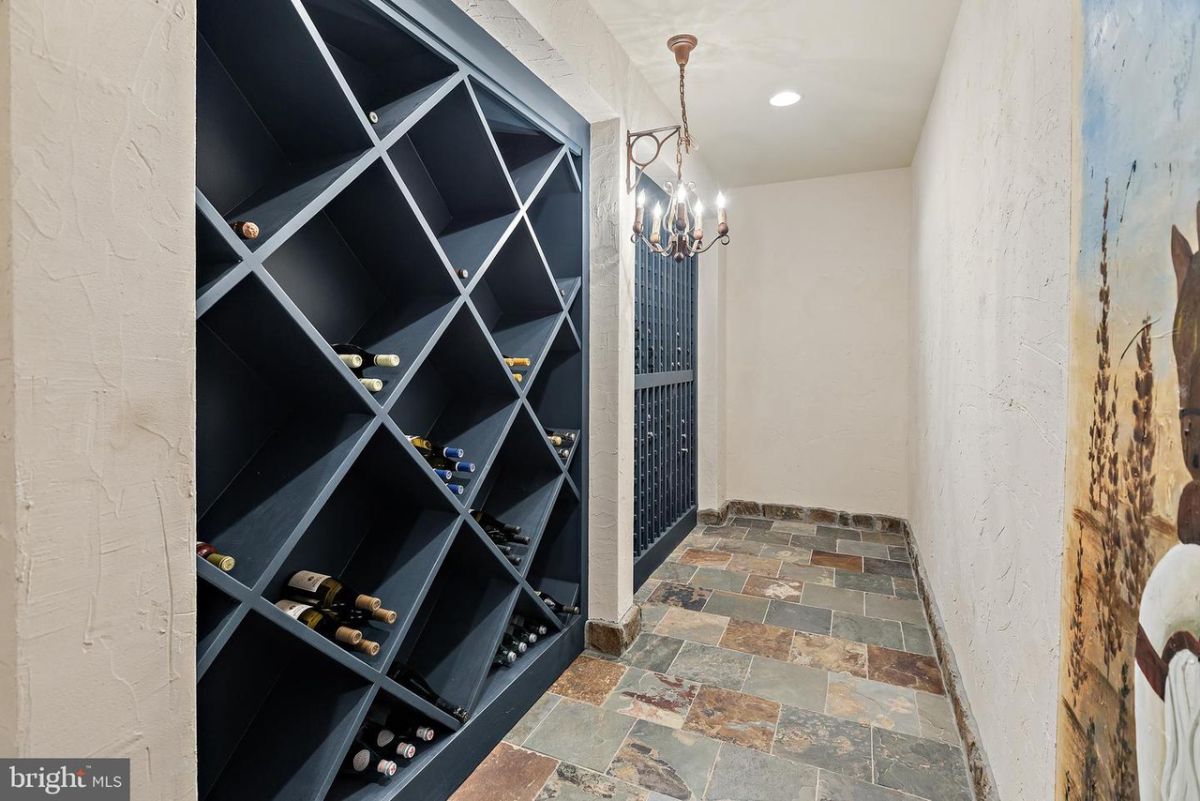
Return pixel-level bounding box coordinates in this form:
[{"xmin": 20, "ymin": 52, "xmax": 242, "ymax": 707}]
[{"xmin": 676, "ymin": 62, "xmax": 692, "ymax": 180}]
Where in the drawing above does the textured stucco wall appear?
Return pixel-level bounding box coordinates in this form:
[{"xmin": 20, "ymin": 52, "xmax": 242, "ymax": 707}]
[
  {"xmin": 723, "ymin": 168, "xmax": 910, "ymax": 517},
  {"xmin": 908, "ymin": 0, "xmax": 1072, "ymax": 797},
  {"xmin": 0, "ymin": 1, "xmax": 197, "ymax": 797},
  {"xmin": 453, "ymin": 0, "xmax": 718, "ymax": 621}
]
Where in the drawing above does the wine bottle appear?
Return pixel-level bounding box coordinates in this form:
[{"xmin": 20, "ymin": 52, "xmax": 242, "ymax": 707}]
[
  {"xmin": 503, "ymin": 635, "xmax": 528, "ymax": 654},
  {"xmin": 503, "ymin": 357, "xmax": 532, "ymax": 367},
  {"xmin": 286, "ymin": 570, "xmax": 382, "ymax": 613},
  {"xmin": 547, "ymin": 434, "xmax": 563, "ymax": 447},
  {"xmin": 447, "ymin": 483, "xmax": 465, "ymax": 496},
  {"xmin": 361, "ymin": 719, "xmax": 398, "ymax": 753},
  {"xmin": 537, "ymin": 591, "xmax": 580, "ymax": 615},
  {"xmin": 432, "ymin": 468, "xmax": 454, "ymax": 482},
  {"xmin": 511, "ymin": 615, "xmax": 547, "ymax": 637},
  {"xmin": 471, "ymin": 509, "xmax": 520, "ymax": 535},
  {"xmin": 338, "ymin": 353, "xmax": 364, "ymax": 369},
  {"xmin": 395, "ymin": 724, "xmax": 436, "ymax": 744},
  {"xmin": 274, "ymin": 600, "xmax": 363, "ymax": 648},
  {"xmin": 506, "ymin": 625, "xmax": 537, "ymax": 645},
  {"xmin": 390, "ymin": 663, "xmax": 469, "ymax": 722},
  {"xmin": 504, "ymin": 553, "xmax": 521, "ymax": 567},
  {"xmin": 547, "ymin": 429, "xmax": 577, "ymax": 445},
  {"xmin": 556, "ymin": 447, "xmax": 571, "ymax": 460},
  {"xmin": 455, "ymin": 268, "xmax": 470, "ymax": 280},
  {"xmin": 380, "ymin": 710, "xmax": 437, "ymax": 745},
  {"xmin": 409, "ymin": 436, "xmax": 465, "ymax": 460},
  {"xmin": 334, "ymin": 344, "xmax": 401, "ymax": 369},
  {"xmin": 196, "ymin": 542, "xmax": 235, "ymax": 572},
  {"xmin": 229, "ymin": 220, "xmax": 259, "ymax": 240},
  {"xmin": 494, "ymin": 648, "xmax": 516, "ymax": 667},
  {"xmin": 360, "ymin": 378, "xmax": 384, "ymax": 393},
  {"xmin": 341, "ymin": 740, "xmax": 398, "ymax": 779},
  {"xmin": 357, "ymin": 638, "xmax": 382, "ymax": 657},
  {"xmin": 423, "ymin": 454, "xmax": 476, "ymax": 473},
  {"xmin": 368, "ymin": 111, "xmax": 380, "ymax": 125},
  {"xmin": 512, "ymin": 372, "xmax": 523, "ymax": 383},
  {"xmin": 327, "ymin": 604, "xmax": 398, "ymax": 626}
]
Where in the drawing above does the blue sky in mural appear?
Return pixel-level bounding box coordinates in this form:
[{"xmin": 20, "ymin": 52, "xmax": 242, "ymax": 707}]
[{"xmin": 1081, "ymin": 0, "xmax": 1200, "ymax": 329}]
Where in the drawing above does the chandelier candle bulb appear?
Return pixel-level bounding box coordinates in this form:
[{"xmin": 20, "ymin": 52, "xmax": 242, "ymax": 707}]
[
  {"xmin": 716, "ymin": 192, "xmax": 729, "ymax": 236},
  {"xmin": 693, "ymin": 200, "xmax": 704, "ymax": 241},
  {"xmin": 650, "ymin": 204, "xmax": 663, "ymax": 246},
  {"xmin": 635, "ymin": 191, "xmax": 646, "ymax": 236}
]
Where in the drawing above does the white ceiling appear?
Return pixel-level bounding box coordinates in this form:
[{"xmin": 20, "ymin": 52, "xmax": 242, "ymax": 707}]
[{"xmin": 590, "ymin": 0, "xmax": 963, "ymax": 188}]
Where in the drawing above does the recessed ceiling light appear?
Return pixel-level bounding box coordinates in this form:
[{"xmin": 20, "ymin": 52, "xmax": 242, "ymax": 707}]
[{"xmin": 769, "ymin": 91, "xmax": 802, "ymax": 107}]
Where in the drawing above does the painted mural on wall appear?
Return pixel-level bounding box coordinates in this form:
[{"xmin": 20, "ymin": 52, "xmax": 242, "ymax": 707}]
[{"xmin": 1057, "ymin": 2, "xmax": 1200, "ymax": 799}]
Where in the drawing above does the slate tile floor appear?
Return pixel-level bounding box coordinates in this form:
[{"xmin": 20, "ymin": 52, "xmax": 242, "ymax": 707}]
[{"xmin": 450, "ymin": 518, "xmax": 972, "ymax": 801}]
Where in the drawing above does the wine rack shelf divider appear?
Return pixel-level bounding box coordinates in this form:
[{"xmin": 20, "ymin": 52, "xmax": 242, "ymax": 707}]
[{"xmin": 195, "ymin": 0, "xmax": 588, "ymax": 798}]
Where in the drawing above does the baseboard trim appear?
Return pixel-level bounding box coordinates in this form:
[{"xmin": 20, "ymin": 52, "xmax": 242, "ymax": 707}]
[
  {"xmin": 905, "ymin": 522, "xmax": 998, "ymax": 801},
  {"xmin": 699, "ymin": 499, "xmax": 906, "ymax": 534}
]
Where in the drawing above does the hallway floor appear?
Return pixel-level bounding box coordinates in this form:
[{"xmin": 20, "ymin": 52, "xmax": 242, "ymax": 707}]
[{"xmin": 450, "ymin": 517, "xmax": 973, "ymax": 801}]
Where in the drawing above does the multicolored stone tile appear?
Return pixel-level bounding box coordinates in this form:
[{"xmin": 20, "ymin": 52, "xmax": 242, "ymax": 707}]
[
  {"xmin": 524, "ymin": 698, "xmax": 635, "ymax": 772},
  {"xmin": 836, "ymin": 540, "xmax": 892, "ymax": 559},
  {"xmin": 741, "ymin": 656, "xmax": 828, "ymax": 711},
  {"xmin": 718, "ymin": 619, "xmax": 794, "ymax": 660},
  {"xmin": 607, "ymin": 719, "xmax": 720, "ymax": 800},
  {"xmin": 901, "ymin": 623, "xmax": 934, "ymax": 656},
  {"xmin": 549, "ymin": 655, "xmax": 628, "ymax": 705},
  {"xmin": 778, "ymin": 563, "xmax": 836, "ymax": 585},
  {"xmin": 861, "ymin": 557, "xmax": 913, "ymax": 579},
  {"xmin": 743, "ymin": 528, "xmax": 794, "ymax": 546},
  {"xmin": 892, "ymin": 578, "xmax": 919, "ymax": 600},
  {"xmin": 859, "ymin": 531, "xmax": 906, "ymax": 547},
  {"xmin": 602, "ymin": 668, "xmax": 700, "ymax": 729},
  {"xmin": 789, "ymin": 631, "xmax": 868, "ymax": 678},
  {"xmin": 634, "ymin": 579, "xmax": 660, "ymax": 603},
  {"xmin": 830, "ymin": 612, "xmax": 904, "ymax": 650},
  {"xmin": 810, "ymin": 551, "xmax": 864, "ymax": 572},
  {"xmin": 741, "ymin": 574, "xmax": 806, "ymax": 603},
  {"xmin": 815, "ymin": 772, "xmax": 914, "ymax": 801},
  {"xmin": 702, "ymin": 590, "xmax": 770, "ymax": 622},
  {"xmin": 801, "ymin": 584, "xmax": 866, "ymax": 615},
  {"xmin": 824, "ymin": 673, "xmax": 919, "ymax": 734},
  {"xmin": 678, "ymin": 548, "xmax": 733, "ymax": 567},
  {"xmin": 505, "ymin": 693, "xmax": 562, "ymax": 745},
  {"xmin": 864, "ymin": 595, "xmax": 926, "ymax": 625},
  {"xmin": 619, "ymin": 633, "xmax": 685, "ymax": 672},
  {"xmin": 834, "ymin": 569, "xmax": 896, "ymax": 596},
  {"xmin": 667, "ymin": 641, "xmax": 753, "ymax": 691},
  {"xmin": 651, "ymin": 562, "xmax": 699, "ymax": 584},
  {"xmin": 450, "ymin": 742, "xmax": 559, "ymax": 801},
  {"xmin": 764, "ymin": 600, "xmax": 833, "ymax": 635},
  {"xmin": 733, "ymin": 516, "xmax": 773, "ymax": 528},
  {"xmin": 872, "ymin": 729, "xmax": 971, "ymax": 801},
  {"xmin": 654, "ymin": 607, "xmax": 730, "ymax": 645},
  {"xmin": 789, "ymin": 534, "xmax": 841, "ymax": 553},
  {"xmin": 816, "ymin": 525, "xmax": 861, "ymax": 541},
  {"xmin": 640, "ymin": 603, "xmax": 670, "ymax": 630},
  {"xmin": 646, "ymin": 581, "xmax": 712, "ymax": 611},
  {"xmin": 706, "ymin": 743, "xmax": 820, "ymax": 801},
  {"xmin": 866, "ymin": 645, "xmax": 945, "ymax": 695},
  {"xmin": 715, "ymin": 538, "xmax": 765, "ymax": 556},
  {"xmin": 683, "ymin": 685, "xmax": 780, "ymax": 752},
  {"xmin": 773, "ymin": 705, "xmax": 872, "ymax": 781},
  {"xmin": 758, "ymin": 543, "xmax": 813, "ymax": 564},
  {"xmin": 916, "ymin": 690, "xmax": 957, "ymax": 746},
  {"xmin": 689, "ymin": 566, "xmax": 750, "ymax": 593},
  {"xmin": 726, "ymin": 553, "xmax": 783, "ymax": 576},
  {"xmin": 887, "ymin": 545, "xmax": 910, "ymax": 562},
  {"xmin": 535, "ymin": 763, "xmax": 648, "ymax": 801}
]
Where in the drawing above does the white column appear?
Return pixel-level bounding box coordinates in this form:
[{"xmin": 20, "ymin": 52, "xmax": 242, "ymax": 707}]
[
  {"xmin": 0, "ymin": 2, "xmax": 196, "ymax": 798},
  {"xmin": 586, "ymin": 118, "xmax": 636, "ymax": 623}
]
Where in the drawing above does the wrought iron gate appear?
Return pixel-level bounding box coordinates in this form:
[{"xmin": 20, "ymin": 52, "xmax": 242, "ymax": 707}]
[{"xmin": 633, "ymin": 183, "xmax": 698, "ymax": 588}]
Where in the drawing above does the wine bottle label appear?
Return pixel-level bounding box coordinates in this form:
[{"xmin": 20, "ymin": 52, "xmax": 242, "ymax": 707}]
[
  {"xmin": 335, "ymin": 626, "xmax": 363, "ymax": 646},
  {"xmin": 275, "ymin": 599, "xmax": 312, "ymax": 619},
  {"xmin": 339, "ymin": 353, "xmax": 364, "ymax": 369},
  {"xmin": 288, "ymin": 570, "xmax": 330, "ymax": 594},
  {"xmin": 349, "ymin": 750, "xmax": 370, "ymax": 773}
]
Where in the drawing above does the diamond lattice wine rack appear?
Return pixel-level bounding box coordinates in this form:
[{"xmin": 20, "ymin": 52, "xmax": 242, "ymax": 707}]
[{"xmin": 194, "ymin": 1, "xmax": 588, "ymax": 798}]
